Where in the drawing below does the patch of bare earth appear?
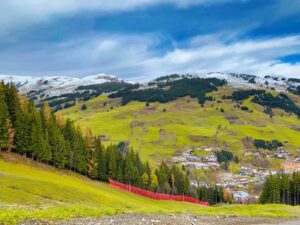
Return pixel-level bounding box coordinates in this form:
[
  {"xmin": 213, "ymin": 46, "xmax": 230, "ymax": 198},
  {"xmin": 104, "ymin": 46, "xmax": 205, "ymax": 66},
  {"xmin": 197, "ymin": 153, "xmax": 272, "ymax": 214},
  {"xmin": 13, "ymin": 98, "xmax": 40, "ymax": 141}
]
[{"xmin": 20, "ymin": 214, "xmax": 300, "ymax": 225}]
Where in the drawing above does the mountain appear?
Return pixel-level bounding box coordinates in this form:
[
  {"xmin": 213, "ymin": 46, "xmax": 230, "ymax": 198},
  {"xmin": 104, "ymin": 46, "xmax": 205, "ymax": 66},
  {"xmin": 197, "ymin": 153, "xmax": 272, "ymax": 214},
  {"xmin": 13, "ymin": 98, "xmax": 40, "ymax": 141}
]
[
  {"xmin": 57, "ymin": 72, "xmax": 300, "ymax": 197},
  {"xmin": 0, "ymin": 73, "xmax": 133, "ymax": 111},
  {"xmin": 2, "ymin": 71, "xmax": 300, "ymax": 112},
  {"xmin": 1, "ymin": 72, "xmax": 299, "ymax": 97},
  {"xmin": 0, "ymin": 73, "xmax": 122, "ymax": 96},
  {"xmin": 1, "ymin": 72, "xmax": 300, "ymax": 223},
  {"xmin": 145, "ymin": 72, "xmax": 295, "ymax": 92}
]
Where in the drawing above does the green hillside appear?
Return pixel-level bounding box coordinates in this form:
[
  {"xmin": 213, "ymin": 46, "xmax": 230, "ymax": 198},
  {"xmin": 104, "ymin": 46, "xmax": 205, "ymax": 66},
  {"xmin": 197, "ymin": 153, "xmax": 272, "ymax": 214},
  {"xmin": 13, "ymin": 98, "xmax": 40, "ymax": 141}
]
[
  {"xmin": 60, "ymin": 86, "xmax": 300, "ymax": 168},
  {"xmin": 1, "ymin": 152, "xmax": 299, "ymax": 224}
]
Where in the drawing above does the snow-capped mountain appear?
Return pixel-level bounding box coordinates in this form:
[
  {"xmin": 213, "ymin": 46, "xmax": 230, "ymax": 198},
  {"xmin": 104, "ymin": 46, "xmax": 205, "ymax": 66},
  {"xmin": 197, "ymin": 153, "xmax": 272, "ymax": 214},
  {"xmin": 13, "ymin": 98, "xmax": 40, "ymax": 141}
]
[
  {"xmin": 146, "ymin": 72, "xmax": 298, "ymax": 92},
  {"xmin": 1, "ymin": 72, "xmax": 299, "ymax": 103},
  {"xmin": 0, "ymin": 73, "xmax": 122, "ymax": 97}
]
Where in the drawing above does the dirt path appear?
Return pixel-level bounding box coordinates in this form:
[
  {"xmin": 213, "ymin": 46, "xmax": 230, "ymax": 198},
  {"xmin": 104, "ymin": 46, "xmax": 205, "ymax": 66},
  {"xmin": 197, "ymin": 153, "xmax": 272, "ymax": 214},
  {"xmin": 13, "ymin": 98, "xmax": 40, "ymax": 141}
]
[{"xmin": 21, "ymin": 214, "xmax": 300, "ymax": 225}]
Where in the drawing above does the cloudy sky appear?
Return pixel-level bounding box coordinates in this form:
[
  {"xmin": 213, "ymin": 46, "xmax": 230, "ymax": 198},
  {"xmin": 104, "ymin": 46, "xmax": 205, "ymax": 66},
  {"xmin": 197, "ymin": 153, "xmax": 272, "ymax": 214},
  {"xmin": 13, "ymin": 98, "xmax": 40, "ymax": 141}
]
[{"xmin": 1, "ymin": 0, "xmax": 300, "ymax": 79}]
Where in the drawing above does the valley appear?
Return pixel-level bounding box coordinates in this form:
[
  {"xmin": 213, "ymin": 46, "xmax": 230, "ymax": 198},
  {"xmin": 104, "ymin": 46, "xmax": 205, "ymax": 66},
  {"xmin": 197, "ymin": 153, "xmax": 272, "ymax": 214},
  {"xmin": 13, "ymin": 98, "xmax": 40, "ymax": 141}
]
[
  {"xmin": 1, "ymin": 73, "xmax": 300, "ymax": 223},
  {"xmin": 0, "ymin": 152, "xmax": 299, "ymax": 224},
  {"xmin": 57, "ymin": 77, "xmax": 300, "ymax": 202}
]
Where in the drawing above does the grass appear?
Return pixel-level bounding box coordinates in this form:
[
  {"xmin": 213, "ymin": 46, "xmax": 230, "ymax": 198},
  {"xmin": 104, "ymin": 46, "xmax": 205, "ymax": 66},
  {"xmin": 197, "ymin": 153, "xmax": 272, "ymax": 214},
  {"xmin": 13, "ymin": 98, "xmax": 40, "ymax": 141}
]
[
  {"xmin": 0, "ymin": 152, "xmax": 299, "ymax": 224},
  {"xmin": 60, "ymin": 88, "xmax": 300, "ymax": 169}
]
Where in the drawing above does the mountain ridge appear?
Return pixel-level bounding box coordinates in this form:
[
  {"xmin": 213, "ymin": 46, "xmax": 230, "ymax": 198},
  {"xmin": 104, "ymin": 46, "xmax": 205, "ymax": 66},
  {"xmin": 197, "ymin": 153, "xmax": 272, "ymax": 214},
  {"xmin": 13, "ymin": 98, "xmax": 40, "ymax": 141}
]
[{"xmin": 1, "ymin": 72, "xmax": 298, "ymax": 95}]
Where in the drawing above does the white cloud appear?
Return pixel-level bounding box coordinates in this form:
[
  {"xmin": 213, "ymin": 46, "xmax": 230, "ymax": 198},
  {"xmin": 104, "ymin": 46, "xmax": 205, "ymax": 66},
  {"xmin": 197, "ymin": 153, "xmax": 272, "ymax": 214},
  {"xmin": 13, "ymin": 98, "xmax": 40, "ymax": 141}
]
[
  {"xmin": 140, "ymin": 34, "xmax": 300, "ymax": 78},
  {"xmin": 0, "ymin": 32, "xmax": 300, "ymax": 79},
  {"xmin": 0, "ymin": 0, "xmax": 244, "ymax": 36}
]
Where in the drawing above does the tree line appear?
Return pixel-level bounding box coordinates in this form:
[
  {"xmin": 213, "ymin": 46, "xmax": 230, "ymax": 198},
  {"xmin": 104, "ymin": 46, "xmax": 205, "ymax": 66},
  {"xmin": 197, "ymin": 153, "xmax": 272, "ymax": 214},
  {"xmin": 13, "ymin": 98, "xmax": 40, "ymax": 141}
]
[
  {"xmin": 260, "ymin": 173, "xmax": 300, "ymax": 205},
  {"xmin": 0, "ymin": 81, "xmax": 224, "ymax": 204},
  {"xmin": 231, "ymin": 89, "xmax": 300, "ymax": 117},
  {"xmin": 253, "ymin": 139, "xmax": 283, "ymax": 150},
  {"xmin": 231, "ymin": 89, "xmax": 265, "ymax": 101},
  {"xmin": 110, "ymin": 77, "xmax": 226, "ymax": 105},
  {"xmin": 35, "ymin": 82, "xmax": 135, "ymax": 112},
  {"xmin": 252, "ymin": 92, "xmax": 300, "ymax": 117}
]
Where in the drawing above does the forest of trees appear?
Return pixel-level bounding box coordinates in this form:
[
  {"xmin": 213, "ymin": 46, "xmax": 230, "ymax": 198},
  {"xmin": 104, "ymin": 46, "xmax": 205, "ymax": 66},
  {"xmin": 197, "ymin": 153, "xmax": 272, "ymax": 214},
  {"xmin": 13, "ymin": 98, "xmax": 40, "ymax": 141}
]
[
  {"xmin": 34, "ymin": 82, "xmax": 135, "ymax": 112},
  {"xmin": 232, "ymin": 89, "xmax": 265, "ymax": 101},
  {"xmin": 288, "ymin": 85, "xmax": 300, "ymax": 97},
  {"xmin": 232, "ymin": 89, "xmax": 300, "ymax": 117},
  {"xmin": 110, "ymin": 77, "xmax": 226, "ymax": 105},
  {"xmin": 260, "ymin": 173, "xmax": 300, "ymax": 205},
  {"xmin": 252, "ymin": 92, "xmax": 300, "ymax": 117},
  {"xmin": 288, "ymin": 78, "xmax": 300, "ymax": 83},
  {"xmin": 0, "ymin": 81, "xmax": 224, "ymax": 204},
  {"xmin": 253, "ymin": 139, "xmax": 283, "ymax": 150}
]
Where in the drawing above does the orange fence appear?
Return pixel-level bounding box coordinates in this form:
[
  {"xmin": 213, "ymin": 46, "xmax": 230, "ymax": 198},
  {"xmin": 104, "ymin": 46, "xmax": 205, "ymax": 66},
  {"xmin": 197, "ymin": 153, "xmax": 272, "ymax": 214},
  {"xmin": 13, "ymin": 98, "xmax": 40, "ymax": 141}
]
[{"xmin": 109, "ymin": 179, "xmax": 209, "ymax": 206}]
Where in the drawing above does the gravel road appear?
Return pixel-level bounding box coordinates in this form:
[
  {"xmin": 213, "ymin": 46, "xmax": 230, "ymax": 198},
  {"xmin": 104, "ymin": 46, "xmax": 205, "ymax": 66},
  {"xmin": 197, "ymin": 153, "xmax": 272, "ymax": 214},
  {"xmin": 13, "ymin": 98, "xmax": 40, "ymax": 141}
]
[{"xmin": 20, "ymin": 214, "xmax": 300, "ymax": 225}]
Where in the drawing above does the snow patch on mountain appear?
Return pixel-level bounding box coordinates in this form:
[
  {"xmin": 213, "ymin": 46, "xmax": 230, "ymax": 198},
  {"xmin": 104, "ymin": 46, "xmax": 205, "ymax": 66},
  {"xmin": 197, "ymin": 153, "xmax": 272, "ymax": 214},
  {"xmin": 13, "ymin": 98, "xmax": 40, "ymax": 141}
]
[
  {"xmin": 1, "ymin": 72, "xmax": 299, "ymax": 98},
  {"xmin": 0, "ymin": 73, "xmax": 122, "ymax": 97}
]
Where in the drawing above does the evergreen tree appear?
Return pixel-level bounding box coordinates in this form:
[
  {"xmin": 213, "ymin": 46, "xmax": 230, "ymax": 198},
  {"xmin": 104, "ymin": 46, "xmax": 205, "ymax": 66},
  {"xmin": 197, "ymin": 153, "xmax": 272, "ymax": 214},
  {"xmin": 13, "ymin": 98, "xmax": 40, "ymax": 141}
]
[
  {"xmin": 72, "ymin": 126, "xmax": 88, "ymax": 174},
  {"xmin": 30, "ymin": 111, "xmax": 51, "ymax": 161},
  {"xmin": 48, "ymin": 122, "xmax": 68, "ymax": 168},
  {"xmin": 156, "ymin": 161, "xmax": 171, "ymax": 193},
  {"xmin": 0, "ymin": 82, "xmax": 10, "ymax": 150},
  {"xmin": 260, "ymin": 173, "xmax": 300, "ymax": 205},
  {"xmin": 150, "ymin": 173, "xmax": 158, "ymax": 192},
  {"xmin": 107, "ymin": 145, "xmax": 118, "ymax": 180},
  {"xmin": 5, "ymin": 83, "xmax": 20, "ymax": 126},
  {"xmin": 89, "ymin": 137, "xmax": 102, "ymax": 179},
  {"xmin": 98, "ymin": 145, "xmax": 108, "ymax": 181}
]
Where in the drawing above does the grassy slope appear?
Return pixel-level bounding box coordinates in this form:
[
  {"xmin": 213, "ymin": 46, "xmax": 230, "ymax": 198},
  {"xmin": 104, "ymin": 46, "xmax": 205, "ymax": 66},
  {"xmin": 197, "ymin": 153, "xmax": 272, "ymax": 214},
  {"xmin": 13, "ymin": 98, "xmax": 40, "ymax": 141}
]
[
  {"xmin": 61, "ymin": 87, "xmax": 300, "ymax": 168},
  {"xmin": 0, "ymin": 152, "xmax": 299, "ymax": 224}
]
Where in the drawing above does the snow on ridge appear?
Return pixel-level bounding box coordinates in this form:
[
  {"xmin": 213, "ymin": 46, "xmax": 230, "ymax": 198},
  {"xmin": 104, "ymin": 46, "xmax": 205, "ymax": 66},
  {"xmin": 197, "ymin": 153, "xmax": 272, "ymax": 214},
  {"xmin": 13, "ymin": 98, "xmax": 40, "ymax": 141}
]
[
  {"xmin": 0, "ymin": 73, "xmax": 122, "ymax": 96},
  {"xmin": 0, "ymin": 72, "xmax": 297, "ymax": 97}
]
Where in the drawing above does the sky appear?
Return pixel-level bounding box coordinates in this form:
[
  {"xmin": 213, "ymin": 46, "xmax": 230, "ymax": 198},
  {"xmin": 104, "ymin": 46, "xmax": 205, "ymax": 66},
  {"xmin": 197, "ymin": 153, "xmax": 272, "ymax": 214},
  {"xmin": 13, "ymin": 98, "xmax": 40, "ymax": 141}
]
[{"xmin": 0, "ymin": 0, "xmax": 300, "ymax": 80}]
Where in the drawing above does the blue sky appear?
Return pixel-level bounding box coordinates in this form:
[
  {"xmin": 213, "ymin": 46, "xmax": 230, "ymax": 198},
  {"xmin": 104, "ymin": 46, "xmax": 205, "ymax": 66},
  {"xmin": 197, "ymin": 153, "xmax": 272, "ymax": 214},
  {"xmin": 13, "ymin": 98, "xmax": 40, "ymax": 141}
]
[{"xmin": 0, "ymin": 0, "xmax": 300, "ymax": 79}]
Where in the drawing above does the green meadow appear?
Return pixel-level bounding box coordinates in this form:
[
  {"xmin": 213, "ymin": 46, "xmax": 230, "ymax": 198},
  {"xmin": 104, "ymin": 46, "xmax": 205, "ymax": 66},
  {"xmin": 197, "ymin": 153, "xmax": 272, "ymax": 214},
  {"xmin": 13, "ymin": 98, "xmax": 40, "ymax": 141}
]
[
  {"xmin": 61, "ymin": 87, "xmax": 300, "ymax": 168},
  {"xmin": 0, "ymin": 153, "xmax": 299, "ymax": 224}
]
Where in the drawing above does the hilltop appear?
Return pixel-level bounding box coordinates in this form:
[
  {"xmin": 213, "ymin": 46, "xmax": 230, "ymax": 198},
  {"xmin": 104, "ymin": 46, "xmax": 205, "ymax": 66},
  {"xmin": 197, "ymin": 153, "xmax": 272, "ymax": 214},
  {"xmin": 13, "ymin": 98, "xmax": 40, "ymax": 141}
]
[{"xmin": 2, "ymin": 72, "xmax": 300, "ymax": 112}]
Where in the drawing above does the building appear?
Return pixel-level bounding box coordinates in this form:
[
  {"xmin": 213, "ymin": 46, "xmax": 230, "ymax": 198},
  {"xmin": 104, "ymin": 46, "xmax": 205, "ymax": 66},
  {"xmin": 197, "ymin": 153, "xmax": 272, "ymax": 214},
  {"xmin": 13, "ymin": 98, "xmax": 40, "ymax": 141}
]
[
  {"xmin": 203, "ymin": 154, "xmax": 217, "ymax": 162},
  {"xmin": 232, "ymin": 191, "xmax": 249, "ymax": 204},
  {"xmin": 281, "ymin": 161, "xmax": 300, "ymax": 173}
]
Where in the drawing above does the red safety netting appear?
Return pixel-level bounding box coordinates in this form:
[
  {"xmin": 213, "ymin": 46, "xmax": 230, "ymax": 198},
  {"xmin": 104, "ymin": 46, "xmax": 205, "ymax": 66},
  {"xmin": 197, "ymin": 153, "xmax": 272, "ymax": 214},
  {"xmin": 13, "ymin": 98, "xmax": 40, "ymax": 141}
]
[{"xmin": 109, "ymin": 179, "xmax": 209, "ymax": 206}]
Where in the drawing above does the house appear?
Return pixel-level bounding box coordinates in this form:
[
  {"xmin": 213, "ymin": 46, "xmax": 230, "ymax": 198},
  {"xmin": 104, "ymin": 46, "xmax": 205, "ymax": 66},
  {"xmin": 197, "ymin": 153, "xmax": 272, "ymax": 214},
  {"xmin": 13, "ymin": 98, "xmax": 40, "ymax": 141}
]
[
  {"xmin": 197, "ymin": 146, "xmax": 220, "ymax": 152},
  {"xmin": 207, "ymin": 162, "xmax": 220, "ymax": 168},
  {"xmin": 190, "ymin": 180, "xmax": 211, "ymax": 188},
  {"xmin": 232, "ymin": 191, "xmax": 249, "ymax": 204},
  {"xmin": 281, "ymin": 161, "xmax": 300, "ymax": 173},
  {"xmin": 187, "ymin": 155, "xmax": 200, "ymax": 161},
  {"xmin": 203, "ymin": 154, "xmax": 217, "ymax": 162},
  {"xmin": 182, "ymin": 162, "xmax": 209, "ymax": 170},
  {"xmin": 173, "ymin": 156, "xmax": 186, "ymax": 163}
]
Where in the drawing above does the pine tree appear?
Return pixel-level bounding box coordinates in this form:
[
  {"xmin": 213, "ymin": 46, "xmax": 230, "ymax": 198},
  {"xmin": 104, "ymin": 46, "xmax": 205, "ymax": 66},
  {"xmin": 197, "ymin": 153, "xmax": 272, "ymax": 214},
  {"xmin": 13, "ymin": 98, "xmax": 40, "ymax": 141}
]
[
  {"xmin": 30, "ymin": 111, "xmax": 51, "ymax": 161},
  {"xmin": 0, "ymin": 82, "xmax": 10, "ymax": 150},
  {"xmin": 48, "ymin": 122, "xmax": 68, "ymax": 168},
  {"xmin": 150, "ymin": 173, "xmax": 158, "ymax": 192},
  {"xmin": 72, "ymin": 126, "xmax": 88, "ymax": 174},
  {"xmin": 89, "ymin": 137, "xmax": 102, "ymax": 179},
  {"xmin": 5, "ymin": 83, "xmax": 20, "ymax": 126},
  {"xmin": 156, "ymin": 161, "xmax": 171, "ymax": 193},
  {"xmin": 14, "ymin": 112, "xmax": 32, "ymax": 155},
  {"xmin": 85, "ymin": 128, "xmax": 96, "ymax": 178},
  {"xmin": 141, "ymin": 172, "xmax": 149, "ymax": 189},
  {"xmin": 107, "ymin": 145, "xmax": 118, "ymax": 180},
  {"xmin": 98, "ymin": 145, "xmax": 108, "ymax": 181},
  {"xmin": 62, "ymin": 119, "xmax": 76, "ymax": 170},
  {"xmin": 5, "ymin": 119, "xmax": 15, "ymax": 151}
]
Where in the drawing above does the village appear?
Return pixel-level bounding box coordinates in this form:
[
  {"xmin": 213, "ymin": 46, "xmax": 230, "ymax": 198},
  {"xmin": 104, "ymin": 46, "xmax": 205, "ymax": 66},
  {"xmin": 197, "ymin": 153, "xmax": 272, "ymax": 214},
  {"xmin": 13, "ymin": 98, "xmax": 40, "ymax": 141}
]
[{"xmin": 173, "ymin": 145, "xmax": 300, "ymax": 203}]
